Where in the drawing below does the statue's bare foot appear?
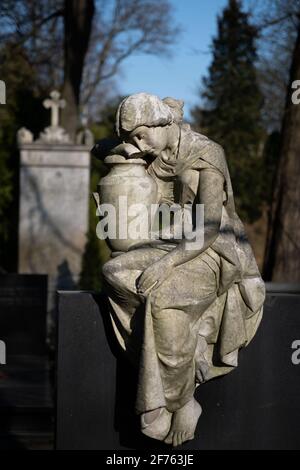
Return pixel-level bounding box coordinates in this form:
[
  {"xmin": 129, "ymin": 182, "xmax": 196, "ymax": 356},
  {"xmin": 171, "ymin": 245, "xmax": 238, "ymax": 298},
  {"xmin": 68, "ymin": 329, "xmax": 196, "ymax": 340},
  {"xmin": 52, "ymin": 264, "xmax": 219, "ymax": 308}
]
[
  {"xmin": 164, "ymin": 398, "xmax": 202, "ymax": 447},
  {"xmin": 141, "ymin": 407, "xmax": 172, "ymax": 441}
]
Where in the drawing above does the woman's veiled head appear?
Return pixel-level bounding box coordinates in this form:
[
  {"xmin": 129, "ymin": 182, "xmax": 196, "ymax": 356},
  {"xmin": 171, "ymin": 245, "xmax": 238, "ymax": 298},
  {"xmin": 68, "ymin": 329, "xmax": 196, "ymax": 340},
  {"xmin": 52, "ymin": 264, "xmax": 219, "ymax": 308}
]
[
  {"xmin": 116, "ymin": 93, "xmax": 174, "ymax": 136},
  {"xmin": 116, "ymin": 93, "xmax": 183, "ymax": 157}
]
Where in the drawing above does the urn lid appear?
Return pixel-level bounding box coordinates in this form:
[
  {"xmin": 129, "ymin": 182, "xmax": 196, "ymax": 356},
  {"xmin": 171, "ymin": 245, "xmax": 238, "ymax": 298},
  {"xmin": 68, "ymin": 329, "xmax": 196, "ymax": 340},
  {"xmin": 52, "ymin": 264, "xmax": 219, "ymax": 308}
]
[{"xmin": 104, "ymin": 154, "xmax": 147, "ymax": 165}]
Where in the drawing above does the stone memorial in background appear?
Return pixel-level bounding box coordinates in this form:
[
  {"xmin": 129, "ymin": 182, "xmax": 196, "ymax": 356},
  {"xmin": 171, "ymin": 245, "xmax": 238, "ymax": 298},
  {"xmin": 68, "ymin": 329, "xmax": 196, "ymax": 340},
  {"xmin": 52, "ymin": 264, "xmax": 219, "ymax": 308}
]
[{"xmin": 18, "ymin": 91, "xmax": 93, "ymax": 314}]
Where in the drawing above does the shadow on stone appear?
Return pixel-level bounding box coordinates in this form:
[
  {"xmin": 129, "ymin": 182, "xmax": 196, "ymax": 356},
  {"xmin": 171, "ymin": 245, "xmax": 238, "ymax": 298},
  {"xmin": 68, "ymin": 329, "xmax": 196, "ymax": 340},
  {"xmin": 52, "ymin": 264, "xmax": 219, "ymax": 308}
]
[{"xmin": 93, "ymin": 294, "xmax": 170, "ymax": 450}]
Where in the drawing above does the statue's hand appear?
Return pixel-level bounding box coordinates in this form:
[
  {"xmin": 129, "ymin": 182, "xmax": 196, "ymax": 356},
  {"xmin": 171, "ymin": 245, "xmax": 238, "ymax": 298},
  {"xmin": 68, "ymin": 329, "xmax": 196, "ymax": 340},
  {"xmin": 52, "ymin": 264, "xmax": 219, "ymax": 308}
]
[{"xmin": 137, "ymin": 259, "xmax": 172, "ymax": 294}]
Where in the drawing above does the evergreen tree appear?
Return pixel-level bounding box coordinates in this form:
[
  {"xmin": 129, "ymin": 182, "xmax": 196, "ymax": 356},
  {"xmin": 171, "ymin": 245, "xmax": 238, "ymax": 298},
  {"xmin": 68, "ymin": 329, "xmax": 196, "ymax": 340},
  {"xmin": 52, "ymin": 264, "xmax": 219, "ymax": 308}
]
[
  {"xmin": 0, "ymin": 43, "xmax": 48, "ymax": 270},
  {"xmin": 192, "ymin": 0, "xmax": 264, "ymax": 222}
]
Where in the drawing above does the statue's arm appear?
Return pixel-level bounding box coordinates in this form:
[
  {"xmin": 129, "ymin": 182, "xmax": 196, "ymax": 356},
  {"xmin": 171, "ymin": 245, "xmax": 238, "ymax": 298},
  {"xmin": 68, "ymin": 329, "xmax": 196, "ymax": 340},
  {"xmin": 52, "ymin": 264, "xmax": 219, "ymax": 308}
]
[
  {"xmin": 160, "ymin": 168, "xmax": 224, "ymax": 268},
  {"xmin": 137, "ymin": 168, "xmax": 224, "ymax": 293}
]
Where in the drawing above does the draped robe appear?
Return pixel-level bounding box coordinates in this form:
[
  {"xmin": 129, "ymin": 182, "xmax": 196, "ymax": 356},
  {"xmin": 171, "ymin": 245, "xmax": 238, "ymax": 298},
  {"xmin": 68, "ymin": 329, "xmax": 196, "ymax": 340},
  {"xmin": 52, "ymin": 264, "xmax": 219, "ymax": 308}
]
[{"xmin": 102, "ymin": 126, "xmax": 265, "ymax": 414}]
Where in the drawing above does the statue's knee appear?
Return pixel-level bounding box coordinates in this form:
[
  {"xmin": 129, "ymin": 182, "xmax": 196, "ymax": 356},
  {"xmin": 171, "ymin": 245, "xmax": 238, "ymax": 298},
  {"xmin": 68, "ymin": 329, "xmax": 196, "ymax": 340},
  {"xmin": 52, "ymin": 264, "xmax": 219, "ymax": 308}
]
[
  {"xmin": 150, "ymin": 293, "xmax": 160, "ymax": 317},
  {"xmin": 102, "ymin": 259, "xmax": 119, "ymax": 285},
  {"xmin": 150, "ymin": 290, "xmax": 167, "ymax": 317}
]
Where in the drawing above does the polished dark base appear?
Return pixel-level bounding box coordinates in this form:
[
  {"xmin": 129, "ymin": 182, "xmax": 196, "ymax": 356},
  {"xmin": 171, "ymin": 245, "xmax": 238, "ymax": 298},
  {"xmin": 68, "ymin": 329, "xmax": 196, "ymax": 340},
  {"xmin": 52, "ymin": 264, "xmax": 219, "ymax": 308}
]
[{"xmin": 56, "ymin": 286, "xmax": 300, "ymax": 450}]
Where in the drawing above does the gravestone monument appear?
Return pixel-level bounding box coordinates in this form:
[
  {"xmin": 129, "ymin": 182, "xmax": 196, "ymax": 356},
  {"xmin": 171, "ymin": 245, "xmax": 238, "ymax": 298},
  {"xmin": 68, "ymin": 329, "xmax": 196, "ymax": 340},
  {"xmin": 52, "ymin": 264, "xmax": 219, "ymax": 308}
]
[
  {"xmin": 0, "ymin": 274, "xmax": 52, "ymax": 449},
  {"xmin": 56, "ymin": 285, "xmax": 300, "ymax": 450},
  {"xmin": 0, "ymin": 274, "xmax": 47, "ymax": 355},
  {"xmin": 17, "ymin": 91, "xmax": 93, "ymax": 314}
]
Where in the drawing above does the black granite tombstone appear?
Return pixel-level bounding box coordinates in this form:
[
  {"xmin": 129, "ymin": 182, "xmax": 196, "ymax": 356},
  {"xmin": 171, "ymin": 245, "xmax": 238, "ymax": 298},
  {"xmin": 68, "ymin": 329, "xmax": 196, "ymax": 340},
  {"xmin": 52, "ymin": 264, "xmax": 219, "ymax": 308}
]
[
  {"xmin": 0, "ymin": 274, "xmax": 47, "ymax": 356},
  {"xmin": 0, "ymin": 274, "xmax": 52, "ymax": 449},
  {"xmin": 56, "ymin": 285, "xmax": 300, "ymax": 450}
]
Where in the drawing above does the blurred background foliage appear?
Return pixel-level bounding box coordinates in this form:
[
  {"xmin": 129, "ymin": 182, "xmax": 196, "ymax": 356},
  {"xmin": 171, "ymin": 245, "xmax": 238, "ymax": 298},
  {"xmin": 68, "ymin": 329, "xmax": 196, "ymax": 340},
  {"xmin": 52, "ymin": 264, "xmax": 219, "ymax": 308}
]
[{"xmin": 1, "ymin": 0, "xmax": 300, "ymax": 283}]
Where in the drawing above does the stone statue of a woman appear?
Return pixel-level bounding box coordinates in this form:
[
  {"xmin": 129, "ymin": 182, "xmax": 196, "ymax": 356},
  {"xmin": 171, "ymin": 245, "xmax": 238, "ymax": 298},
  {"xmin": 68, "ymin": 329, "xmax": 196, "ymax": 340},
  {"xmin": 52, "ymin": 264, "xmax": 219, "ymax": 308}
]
[{"xmin": 100, "ymin": 93, "xmax": 265, "ymax": 447}]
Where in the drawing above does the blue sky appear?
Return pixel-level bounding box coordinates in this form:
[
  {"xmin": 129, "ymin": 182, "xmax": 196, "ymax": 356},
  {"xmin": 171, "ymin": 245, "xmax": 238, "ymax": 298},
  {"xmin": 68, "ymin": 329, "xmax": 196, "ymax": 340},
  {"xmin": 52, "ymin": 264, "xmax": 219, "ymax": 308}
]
[{"xmin": 118, "ymin": 0, "xmax": 230, "ymax": 118}]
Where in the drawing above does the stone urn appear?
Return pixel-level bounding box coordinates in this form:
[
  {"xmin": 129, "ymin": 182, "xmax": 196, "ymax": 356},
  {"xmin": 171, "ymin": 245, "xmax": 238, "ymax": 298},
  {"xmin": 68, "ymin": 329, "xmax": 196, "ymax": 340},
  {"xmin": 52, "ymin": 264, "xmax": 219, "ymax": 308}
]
[{"xmin": 98, "ymin": 155, "xmax": 158, "ymax": 252}]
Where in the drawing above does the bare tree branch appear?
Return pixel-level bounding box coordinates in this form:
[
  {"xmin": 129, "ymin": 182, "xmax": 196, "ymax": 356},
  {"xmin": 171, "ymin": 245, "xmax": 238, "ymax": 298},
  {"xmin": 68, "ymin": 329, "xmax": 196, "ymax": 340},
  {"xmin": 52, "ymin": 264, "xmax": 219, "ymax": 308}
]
[
  {"xmin": 0, "ymin": 0, "xmax": 180, "ymax": 129},
  {"xmin": 81, "ymin": 0, "xmax": 180, "ymax": 107},
  {"xmin": 257, "ymin": 13, "xmax": 294, "ymax": 32}
]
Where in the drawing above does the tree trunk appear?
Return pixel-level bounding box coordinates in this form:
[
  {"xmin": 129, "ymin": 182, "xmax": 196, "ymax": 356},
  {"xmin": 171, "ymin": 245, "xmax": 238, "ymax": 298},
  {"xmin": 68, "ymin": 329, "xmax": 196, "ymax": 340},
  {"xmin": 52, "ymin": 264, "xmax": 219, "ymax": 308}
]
[
  {"xmin": 61, "ymin": 0, "xmax": 95, "ymax": 140},
  {"xmin": 263, "ymin": 22, "xmax": 300, "ymax": 281}
]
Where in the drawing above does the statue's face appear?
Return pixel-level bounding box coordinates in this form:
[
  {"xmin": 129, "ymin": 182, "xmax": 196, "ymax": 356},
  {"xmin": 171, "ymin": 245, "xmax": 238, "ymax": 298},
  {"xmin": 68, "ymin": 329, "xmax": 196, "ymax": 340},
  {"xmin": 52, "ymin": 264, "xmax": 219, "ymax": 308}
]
[{"xmin": 127, "ymin": 125, "xmax": 168, "ymax": 157}]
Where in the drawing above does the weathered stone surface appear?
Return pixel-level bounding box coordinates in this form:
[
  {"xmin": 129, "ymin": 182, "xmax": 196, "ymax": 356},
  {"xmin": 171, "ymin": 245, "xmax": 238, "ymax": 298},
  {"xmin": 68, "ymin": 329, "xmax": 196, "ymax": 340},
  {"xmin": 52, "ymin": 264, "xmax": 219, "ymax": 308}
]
[
  {"xmin": 18, "ymin": 91, "xmax": 92, "ymax": 313},
  {"xmin": 17, "ymin": 127, "xmax": 33, "ymax": 145},
  {"xmin": 99, "ymin": 93, "xmax": 265, "ymax": 446},
  {"xmin": 18, "ymin": 144, "xmax": 91, "ymax": 311}
]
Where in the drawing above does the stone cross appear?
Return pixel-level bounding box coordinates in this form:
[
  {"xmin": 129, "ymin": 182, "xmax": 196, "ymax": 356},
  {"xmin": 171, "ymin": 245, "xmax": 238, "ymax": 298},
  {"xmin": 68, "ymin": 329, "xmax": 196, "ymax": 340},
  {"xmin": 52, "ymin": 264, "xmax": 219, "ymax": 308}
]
[{"xmin": 43, "ymin": 90, "xmax": 66, "ymax": 127}]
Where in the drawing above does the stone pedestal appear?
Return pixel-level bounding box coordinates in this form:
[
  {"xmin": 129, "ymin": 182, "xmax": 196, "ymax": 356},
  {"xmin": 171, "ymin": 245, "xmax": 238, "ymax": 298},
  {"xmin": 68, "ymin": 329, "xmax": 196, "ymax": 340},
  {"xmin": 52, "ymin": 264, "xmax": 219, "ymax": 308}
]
[
  {"xmin": 55, "ymin": 285, "xmax": 300, "ymax": 450},
  {"xmin": 18, "ymin": 142, "xmax": 91, "ymax": 312}
]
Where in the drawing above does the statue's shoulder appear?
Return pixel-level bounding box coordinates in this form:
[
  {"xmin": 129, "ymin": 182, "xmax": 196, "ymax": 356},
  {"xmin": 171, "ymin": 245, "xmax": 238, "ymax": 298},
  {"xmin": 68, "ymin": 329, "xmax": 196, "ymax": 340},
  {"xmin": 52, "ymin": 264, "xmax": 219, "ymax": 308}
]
[
  {"xmin": 181, "ymin": 127, "xmax": 227, "ymax": 176},
  {"xmin": 182, "ymin": 127, "xmax": 225, "ymax": 160}
]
